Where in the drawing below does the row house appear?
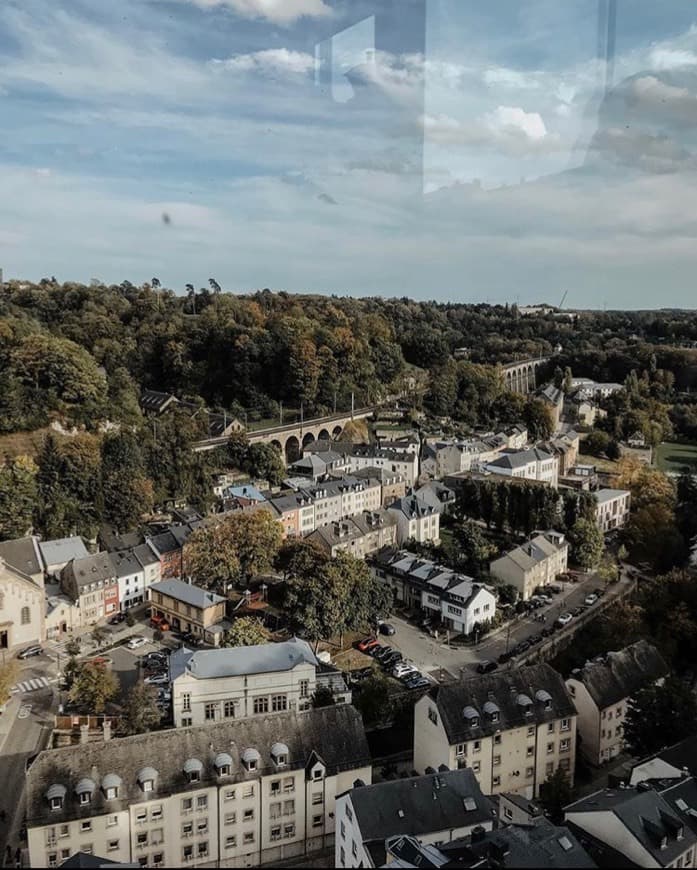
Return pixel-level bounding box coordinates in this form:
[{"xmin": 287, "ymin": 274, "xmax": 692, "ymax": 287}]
[
  {"xmin": 307, "ymin": 511, "xmax": 397, "ymax": 560},
  {"xmin": 541, "ymin": 431, "xmax": 580, "ymax": 477},
  {"xmin": 386, "ymin": 494, "xmax": 440, "ymax": 545},
  {"xmin": 27, "ymin": 706, "xmax": 372, "ymax": 870},
  {"xmin": 414, "ymin": 481, "xmax": 456, "ymax": 515},
  {"xmin": 421, "ymin": 437, "xmax": 505, "ymax": 480},
  {"xmin": 566, "ymin": 640, "xmax": 668, "ymax": 766},
  {"xmin": 350, "ymin": 467, "xmax": 406, "ymax": 508},
  {"xmin": 372, "ymin": 549, "xmax": 496, "ymax": 636},
  {"xmin": 110, "ymin": 544, "xmax": 162, "ymax": 612},
  {"xmin": 268, "ymin": 494, "xmax": 315, "ymax": 539},
  {"xmin": 288, "ymin": 451, "xmax": 350, "ymax": 482},
  {"xmin": 347, "ymin": 447, "xmax": 419, "ymax": 488},
  {"xmin": 414, "ymin": 664, "xmax": 577, "ymax": 799},
  {"xmin": 169, "ymin": 638, "xmax": 350, "ymax": 728},
  {"xmin": 489, "ymin": 531, "xmax": 569, "ymax": 602},
  {"xmin": 60, "ymin": 554, "xmax": 119, "ymax": 627}
]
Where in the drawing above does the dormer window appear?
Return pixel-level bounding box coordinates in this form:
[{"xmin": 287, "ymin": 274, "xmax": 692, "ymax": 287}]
[
  {"xmin": 47, "ymin": 784, "xmax": 67, "ymax": 811},
  {"xmin": 214, "ymin": 753, "xmax": 233, "ymax": 777},
  {"xmin": 271, "ymin": 743, "xmax": 289, "ymax": 768},
  {"xmin": 102, "ymin": 774, "xmax": 122, "ymax": 801},
  {"xmin": 79, "ymin": 792, "xmax": 90, "ymax": 805},
  {"xmin": 241, "ymin": 749, "xmax": 261, "ymax": 772},
  {"xmin": 137, "ymin": 768, "xmax": 158, "ymax": 794},
  {"xmin": 463, "ymin": 706, "xmax": 480, "ymax": 728},
  {"xmin": 183, "ymin": 759, "xmax": 203, "ymax": 783}
]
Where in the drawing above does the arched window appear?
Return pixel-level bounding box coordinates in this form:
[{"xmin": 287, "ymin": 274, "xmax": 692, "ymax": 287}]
[{"xmin": 21, "ymin": 606, "xmax": 31, "ymax": 625}]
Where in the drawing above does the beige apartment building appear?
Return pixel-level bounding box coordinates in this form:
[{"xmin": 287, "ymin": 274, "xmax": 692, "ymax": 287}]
[
  {"xmin": 565, "ymin": 640, "xmax": 668, "ymax": 766},
  {"xmin": 413, "ymin": 664, "xmax": 577, "ymax": 799},
  {"xmin": 171, "ymin": 639, "xmax": 320, "ymax": 728},
  {"xmin": 0, "ymin": 557, "xmax": 45, "ymax": 653},
  {"xmin": 489, "ymin": 531, "xmax": 568, "ymax": 601},
  {"xmin": 148, "ymin": 578, "xmax": 229, "ymax": 646},
  {"xmin": 594, "ymin": 488, "xmax": 631, "ymax": 533},
  {"xmin": 26, "ymin": 706, "xmax": 371, "ymax": 870}
]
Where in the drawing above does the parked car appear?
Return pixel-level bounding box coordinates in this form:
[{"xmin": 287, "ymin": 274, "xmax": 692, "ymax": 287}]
[
  {"xmin": 381, "ymin": 652, "xmax": 402, "ymax": 669},
  {"xmin": 108, "ymin": 612, "xmax": 126, "ymax": 625},
  {"xmin": 498, "ymin": 651, "xmax": 513, "ymax": 664},
  {"xmin": 379, "ymin": 622, "xmax": 396, "ymax": 636},
  {"xmin": 571, "ymin": 606, "xmax": 585, "ymax": 617},
  {"xmin": 528, "ymin": 634, "xmax": 543, "ymax": 645},
  {"xmin": 556, "ymin": 613, "xmax": 573, "ymax": 626},
  {"xmin": 126, "ymin": 636, "xmax": 148, "ymax": 649},
  {"xmin": 144, "ymin": 673, "xmax": 169, "ymax": 686},
  {"xmin": 405, "ymin": 676, "xmax": 430, "ymax": 690},
  {"xmin": 375, "ymin": 646, "xmax": 395, "ymax": 662},
  {"xmin": 17, "ymin": 646, "xmax": 42, "ymax": 660},
  {"xmin": 366, "ymin": 644, "xmax": 385, "ymax": 658},
  {"xmin": 514, "ymin": 640, "xmax": 531, "ymax": 654},
  {"xmin": 584, "ymin": 593, "xmax": 599, "ymax": 606},
  {"xmin": 356, "ymin": 636, "xmax": 379, "ymax": 652},
  {"xmin": 393, "ymin": 661, "xmax": 417, "ymax": 678},
  {"xmin": 541, "ymin": 627, "xmax": 553, "ymax": 638},
  {"xmin": 548, "ymin": 585, "xmax": 562, "ymax": 594},
  {"xmin": 477, "ymin": 660, "xmax": 498, "ymax": 674}
]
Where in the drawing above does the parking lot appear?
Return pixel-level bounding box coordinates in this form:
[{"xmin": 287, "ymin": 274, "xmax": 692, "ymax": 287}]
[{"xmin": 355, "ymin": 570, "xmax": 629, "ymax": 681}]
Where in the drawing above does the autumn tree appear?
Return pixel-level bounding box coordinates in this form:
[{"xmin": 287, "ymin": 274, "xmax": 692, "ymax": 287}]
[
  {"xmin": 122, "ymin": 682, "xmax": 161, "ymax": 735},
  {"xmin": 569, "ymin": 517, "xmax": 604, "ymax": 569},
  {"xmin": 523, "ymin": 397, "xmax": 555, "ymax": 441},
  {"xmin": 69, "ymin": 660, "xmax": 119, "ymax": 713},
  {"xmin": 221, "ymin": 617, "xmax": 269, "ymax": 648}
]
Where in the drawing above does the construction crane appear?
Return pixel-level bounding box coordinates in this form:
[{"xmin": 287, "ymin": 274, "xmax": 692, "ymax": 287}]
[{"xmin": 558, "ymin": 290, "xmax": 568, "ymax": 310}]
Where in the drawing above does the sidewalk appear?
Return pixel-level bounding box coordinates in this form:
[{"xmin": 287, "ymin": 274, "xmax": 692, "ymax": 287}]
[{"xmin": 0, "ymin": 695, "xmax": 21, "ymax": 755}]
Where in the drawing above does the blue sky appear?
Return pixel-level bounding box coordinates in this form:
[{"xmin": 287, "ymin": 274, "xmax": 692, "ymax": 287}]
[{"xmin": 1, "ymin": 0, "xmax": 697, "ymax": 307}]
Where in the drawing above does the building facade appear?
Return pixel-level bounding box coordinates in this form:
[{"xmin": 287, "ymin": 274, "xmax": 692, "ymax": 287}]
[
  {"xmin": 413, "ymin": 664, "xmax": 577, "ymax": 799},
  {"xmin": 489, "ymin": 531, "xmax": 569, "ymax": 601},
  {"xmin": 387, "ymin": 495, "xmax": 440, "ymax": 545},
  {"xmin": 594, "ymin": 489, "xmax": 631, "ymax": 533},
  {"xmin": 0, "ymin": 558, "xmax": 45, "ymax": 653},
  {"xmin": 26, "ymin": 706, "xmax": 371, "ymax": 870},
  {"xmin": 148, "ymin": 579, "xmax": 228, "ymax": 647}
]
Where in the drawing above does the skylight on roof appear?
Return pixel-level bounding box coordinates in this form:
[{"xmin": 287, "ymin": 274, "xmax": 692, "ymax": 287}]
[
  {"xmin": 676, "ymin": 798, "xmax": 689, "ymax": 812},
  {"xmin": 558, "ymin": 836, "xmax": 573, "ymax": 852},
  {"xmin": 463, "ymin": 797, "xmax": 477, "ymax": 811}
]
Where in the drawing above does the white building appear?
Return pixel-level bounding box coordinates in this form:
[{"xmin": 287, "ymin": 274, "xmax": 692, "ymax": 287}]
[
  {"xmin": 348, "ymin": 447, "xmax": 419, "ymax": 488},
  {"xmin": 482, "ymin": 447, "xmax": 559, "ymax": 488},
  {"xmin": 387, "ymin": 494, "xmax": 440, "ymax": 545},
  {"xmin": 171, "ymin": 639, "xmax": 347, "ymax": 728},
  {"xmin": 489, "ymin": 531, "xmax": 569, "ymax": 602},
  {"xmin": 594, "ymin": 489, "xmax": 631, "ymax": 533},
  {"xmin": 110, "ymin": 551, "xmax": 146, "ymax": 611},
  {"xmin": 372, "ymin": 550, "xmax": 496, "ymax": 636},
  {"xmin": 26, "ymin": 706, "xmax": 372, "ymax": 870},
  {"xmin": 0, "ymin": 557, "xmax": 45, "ymax": 653},
  {"xmin": 335, "ymin": 769, "xmax": 494, "ymax": 869},
  {"xmin": 413, "ymin": 664, "xmax": 577, "ymax": 799},
  {"xmin": 565, "ymin": 640, "xmax": 668, "ymax": 766}
]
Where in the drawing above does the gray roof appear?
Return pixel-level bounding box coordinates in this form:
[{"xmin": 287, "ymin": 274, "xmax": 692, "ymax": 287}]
[
  {"xmin": 492, "ymin": 532, "xmax": 567, "ymax": 574},
  {"xmin": 26, "ymin": 706, "xmax": 370, "ymax": 828},
  {"xmin": 351, "ymin": 510, "xmax": 397, "ymax": 535},
  {"xmin": 388, "ymin": 494, "xmax": 435, "ymax": 519},
  {"xmin": 566, "ymin": 785, "xmax": 697, "ymax": 867},
  {"xmin": 429, "ymin": 663, "xmax": 575, "ymax": 744},
  {"xmin": 60, "ymin": 853, "xmax": 139, "ymax": 868},
  {"xmin": 133, "ymin": 543, "xmax": 160, "ymax": 569},
  {"xmin": 149, "ymin": 578, "xmax": 225, "ymax": 609},
  {"xmin": 461, "ymin": 823, "xmax": 596, "ymax": 869},
  {"xmin": 308, "ymin": 520, "xmax": 363, "ymax": 549},
  {"xmin": 539, "ymin": 384, "xmax": 564, "ymax": 406},
  {"xmin": 66, "ymin": 553, "xmax": 116, "ymax": 588},
  {"xmin": 0, "ymin": 536, "xmax": 43, "ymax": 578},
  {"xmin": 572, "ymin": 640, "xmax": 668, "ymax": 710},
  {"xmin": 488, "ymin": 447, "xmax": 553, "ymax": 470},
  {"xmin": 39, "ymin": 537, "xmax": 89, "ymax": 567},
  {"xmin": 349, "ymin": 768, "xmax": 494, "ymax": 842},
  {"xmin": 109, "ymin": 550, "xmax": 143, "ymax": 579},
  {"xmin": 595, "ymin": 488, "xmax": 631, "ymax": 505},
  {"xmin": 146, "ymin": 531, "xmax": 180, "ymax": 555},
  {"xmin": 181, "ymin": 638, "xmax": 317, "ymax": 680}
]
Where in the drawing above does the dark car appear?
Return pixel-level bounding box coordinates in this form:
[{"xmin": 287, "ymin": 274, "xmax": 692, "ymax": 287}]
[
  {"xmin": 541, "ymin": 627, "xmax": 553, "ymax": 638},
  {"xmin": 375, "ymin": 646, "xmax": 395, "ymax": 662},
  {"xmin": 528, "ymin": 634, "xmax": 543, "ymax": 645},
  {"xmin": 548, "ymin": 585, "xmax": 562, "ymax": 594},
  {"xmin": 17, "ymin": 645, "xmax": 43, "ymax": 660},
  {"xmin": 514, "ymin": 640, "xmax": 531, "ymax": 654},
  {"xmin": 366, "ymin": 644, "xmax": 385, "ymax": 658},
  {"xmin": 571, "ymin": 606, "xmax": 584, "ymax": 617},
  {"xmin": 108, "ymin": 612, "xmax": 126, "ymax": 625},
  {"xmin": 405, "ymin": 676, "xmax": 430, "ymax": 690},
  {"xmin": 498, "ymin": 651, "xmax": 513, "ymax": 664},
  {"xmin": 379, "ymin": 622, "xmax": 396, "ymax": 636},
  {"xmin": 477, "ymin": 660, "xmax": 498, "ymax": 674},
  {"xmin": 381, "ymin": 652, "xmax": 402, "ymax": 669}
]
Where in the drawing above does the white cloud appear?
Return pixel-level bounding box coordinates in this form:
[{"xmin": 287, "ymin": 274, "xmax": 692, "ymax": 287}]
[
  {"xmin": 649, "ymin": 47, "xmax": 697, "ymax": 71},
  {"xmin": 483, "ymin": 67, "xmax": 540, "ymax": 90},
  {"xmin": 485, "ymin": 105, "xmax": 548, "ymax": 141},
  {"xmin": 210, "ymin": 48, "xmax": 314, "ymax": 76},
  {"xmin": 188, "ymin": 0, "xmax": 331, "ymax": 25},
  {"xmin": 628, "ymin": 76, "xmax": 697, "ymax": 124}
]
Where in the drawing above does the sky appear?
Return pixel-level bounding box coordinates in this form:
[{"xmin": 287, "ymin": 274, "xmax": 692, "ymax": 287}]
[{"xmin": 1, "ymin": 0, "xmax": 697, "ymax": 307}]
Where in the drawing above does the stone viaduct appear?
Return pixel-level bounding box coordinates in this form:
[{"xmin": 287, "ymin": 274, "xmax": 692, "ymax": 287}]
[{"xmin": 500, "ymin": 357, "xmax": 550, "ymax": 395}]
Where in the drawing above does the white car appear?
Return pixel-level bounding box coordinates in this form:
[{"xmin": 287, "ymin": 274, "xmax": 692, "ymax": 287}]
[
  {"xmin": 556, "ymin": 612, "xmax": 573, "ymax": 626},
  {"xmin": 584, "ymin": 593, "xmax": 599, "ymax": 606},
  {"xmin": 126, "ymin": 636, "xmax": 148, "ymax": 650},
  {"xmin": 393, "ymin": 662, "xmax": 417, "ymax": 678},
  {"xmin": 144, "ymin": 673, "xmax": 169, "ymax": 686}
]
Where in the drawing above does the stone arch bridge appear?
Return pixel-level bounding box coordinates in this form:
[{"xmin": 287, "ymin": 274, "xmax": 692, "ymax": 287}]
[
  {"xmin": 193, "ymin": 407, "xmax": 376, "ymax": 464},
  {"xmin": 501, "ymin": 357, "xmax": 550, "ymax": 395}
]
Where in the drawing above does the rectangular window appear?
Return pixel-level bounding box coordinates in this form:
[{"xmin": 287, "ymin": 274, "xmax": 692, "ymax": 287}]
[
  {"xmin": 547, "ymin": 743, "xmax": 555, "ymax": 755},
  {"xmin": 270, "ymin": 802, "xmax": 281, "ymax": 820},
  {"xmin": 136, "ymin": 810, "xmax": 147, "ymax": 823},
  {"xmin": 560, "ymin": 739, "xmax": 570, "ymax": 752},
  {"xmin": 546, "ymin": 762, "xmax": 554, "ymax": 776},
  {"xmin": 560, "ymin": 718, "xmax": 570, "ymax": 731},
  {"xmin": 204, "ymin": 703, "xmax": 217, "ymax": 721},
  {"xmin": 527, "ymin": 726, "xmax": 535, "ymax": 737},
  {"xmin": 526, "ymin": 766, "xmax": 534, "ymax": 778},
  {"xmin": 151, "ymin": 807, "xmax": 162, "ymax": 821},
  {"xmin": 494, "ymin": 734, "xmax": 502, "ymax": 745},
  {"xmin": 271, "ymin": 780, "xmax": 281, "ymax": 795},
  {"xmin": 242, "ymin": 785, "xmax": 254, "ymax": 799},
  {"xmin": 283, "ymin": 800, "xmax": 295, "ymax": 816},
  {"xmin": 271, "ymin": 826, "xmax": 281, "ymax": 842},
  {"xmin": 151, "ymin": 829, "xmax": 163, "ymax": 845},
  {"xmin": 340, "ymin": 821, "xmax": 346, "ymax": 839},
  {"xmin": 493, "ymin": 775, "xmax": 501, "ymax": 787},
  {"xmin": 48, "ymin": 855, "xmax": 58, "ymax": 868},
  {"xmin": 493, "ymin": 755, "xmax": 501, "ymax": 766},
  {"xmin": 224, "ymin": 700, "xmax": 235, "ymax": 718},
  {"xmin": 197, "ymin": 795, "xmax": 207, "ymax": 809},
  {"xmin": 198, "ymin": 842, "xmax": 208, "ymax": 857},
  {"xmin": 253, "ymin": 697, "xmax": 269, "ymax": 715},
  {"xmin": 300, "ymin": 680, "xmax": 310, "ymax": 699},
  {"xmin": 243, "ymin": 809, "xmax": 254, "ymax": 822},
  {"xmin": 182, "ymin": 823, "xmax": 193, "ymax": 837},
  {"xmin": 182, "ymin": 693, "xmax": 191, "ymax": 712},
  {"xmin": 243, "ymin": 832, "xmax": 254, "ymax": 845},
  {"xmin": 526, "ymin": 746, "xmax": 534, "ymax": 758},
  {"xmin": 106, "ymin": 818, "xmax": 117, "ymax": 829},
  {"xmin": 197, "ymin": 820, "xmax": 208, "ymax": 834},
  {"xmin": 107, "ymin": 841, "xmax": 119, "ymax": 852},
  {"xmin": 313, "ymin": 814, "xmax": 323, "ymax": 828},
  {"xmin": 312, "ymin": 792, "xmax": 323, "ymax": 806},
  {"xmin": 137, "ymin": 833, "xmax": 148, "ymax": 847},
  {"xmin": 428, "ymin": 707, "xmax": 438, "ymax": 726},
  {"xmin": 473, "ymin": 741, "xmax": 481, "ymax": 753},
  {"xmin": 182, "ymin": 798, "xmax": 193, "ymax": 812},
  {"xmin": 472, "ymin": 761, "xmax": 481, "ymax": 773},
  {"xmin": 80, "ymin": 821, "xmax": 92, "ymax": 833},
  {"xmin": 272, "ymin": 694, "xmax": 288, "ymax": 712},
  {"xmin": 284, "ymin": 824, "xmax": 295, "ymax": 838},
  {"xmin": 224, "ymin": 789, "xmax": 236, "ymax": 801},
  {"xmin": 548, "ymin": 722, "xmax": 555, "ymax": 733},
  {"xmin": 182, "ymin": 845, "xmax": 193, "ymax": 862},
  {"xmin": 225, "ymin": 835, "xmax": 237, "ymax": 849},
  {"xmin": 283, "ymin": 777, "xmax": 295, "ymax": 793}
]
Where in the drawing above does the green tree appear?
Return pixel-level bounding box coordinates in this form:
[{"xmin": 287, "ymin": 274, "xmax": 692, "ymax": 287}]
[
  {"xmin": 538, "ymin": 768, "xmax": 572, "ymax": 824},
  {"xmin": 65, "ymin": 637, "xmax": 81, "ymax": 657},
  {"xmin": 91, "ymin": 626, "xmax": 109, "ymax": 648},
  {"xmin": 453, "ymin": 520, "xmax": 497, "ymax": 577},
  {"xmin": 523, "ymin": 397, "xmax": 555, "ymax": 441},
  {"xmin": 0, "ymin": 455, "xmax": 38, "ymax": 541},
  {"xmin": 221, "ymin": 617, "xmax": 270, "ymax": 648},
  {"xmin": 583, "ymin": 429, "xmax": 611, "ymax": 457},
  {"xmin": 69, "ymin": 660, "xmax": 119, "ymax": 713},
  {"xmin": 100, "ymin": 431, "xmax": 153, "ymax": 530},
  {"xmin": 569, "ymin": 517, "xmax": 604, "ymax": 569},
  {"xmin": 354, "ymin": 672, "xmax": 392, "ymax": 727},
  {"xmin": 244, "ymin": 443, "xmax": 285, "ymax": 487},
  {"xmin": 624, "ymin": 677, "xmax": 697, "ymax": 758},
  {"xmin": 311, "ymin": 686, "xmax": 336, "ymax": 708},
  {"xmin": 122, "ymin": 682, "xmax": 161, "ymax": 735}
]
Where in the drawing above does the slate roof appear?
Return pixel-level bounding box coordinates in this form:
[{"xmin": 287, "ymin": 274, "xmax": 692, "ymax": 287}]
[
  {"xmin": 39, "ymin": 537, "xmax": 89, "ymax": 568},
  {"xmin": 572, "ymin": 640, "xmax": 668, "ymax": 709},
  {"xmin": 140, "ymin": 389, "xmax": 177, "ymax": 413},
  {"xmin": 595, "ymin": 488, "xmax": 631, "ymax": 505},
  {"xmin": 539, "ymin": 384, "xmax": 565, "ymax": 406},
  {"xmin": 651, "ymin": 736, "xmax": 697, "ymax": 778},
  {"xmin": 149, "ymin": 578, "xmax": 225, "ymax": 610},
  {"xmin": 26, "ymin": 706, "xmax": 370, "ymax": 829},
  {"xmin": 388, "ymin": 494, "xmax": 436, "ymax": 519},
  {"xmin": 133, "ymin": 543, "xmax": 160, "ymax": 570},
  {"xmin": 566, "ymin": 785, "xmax": 697, "ymax": 867},
  {"xmin": 488, "ymin": 447, "xmax": 554, "ymax": 470},
  {"xmin": 491, "ymin": 532, "xmax": 567, "ymax": 575},
  {"xmin": 429, "ymin": 663, "xmax": 575, "ymax": 744},
  {"xmin": 415, "ymin": 482, "xmax": 456, "ymax": 514},
  {"xmin": 60, "ymin": 854, "xmax": 138, "ymax": 868},
  {"xmin": 109, "ymin": 550, "xmax": 144, "ymax": 579},
  {"xmin": 462, "ymin": 823, "xmax": 596, "ymax": 869},
  {"xmin": 180, "ymin": 638, "xmax": 317, "ymax": 680},
  {"xmin": 351, "ymin": 510, "xmax": 397, "ymax": 535},
  {"xmin": 0, "ymin": 535, "xmax": 43, "ymax": 578},
  {"xmin": 66, "ymin": 553, "xmax": 116, "ymax": 588},
  {"xmin": 146, "ymin": 531, "xmax": 180, "ymax": 555},
  {"xmin": 349, "ymin": 769, "xmax": 494, "ymax": 843},
  {"xmin": 308, "ymin": 520, "xmax": 363, "ymax": 549}
]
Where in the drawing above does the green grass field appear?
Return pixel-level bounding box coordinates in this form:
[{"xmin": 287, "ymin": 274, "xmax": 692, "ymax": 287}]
[{"xmin": 655, "ymin": 441, "xmax": 697, "ymax": 474}]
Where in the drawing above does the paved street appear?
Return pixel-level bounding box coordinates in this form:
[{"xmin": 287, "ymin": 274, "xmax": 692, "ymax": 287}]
[{"xmin": 379, "ymin": 571, "xmax": 629, "ymax": 680}]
